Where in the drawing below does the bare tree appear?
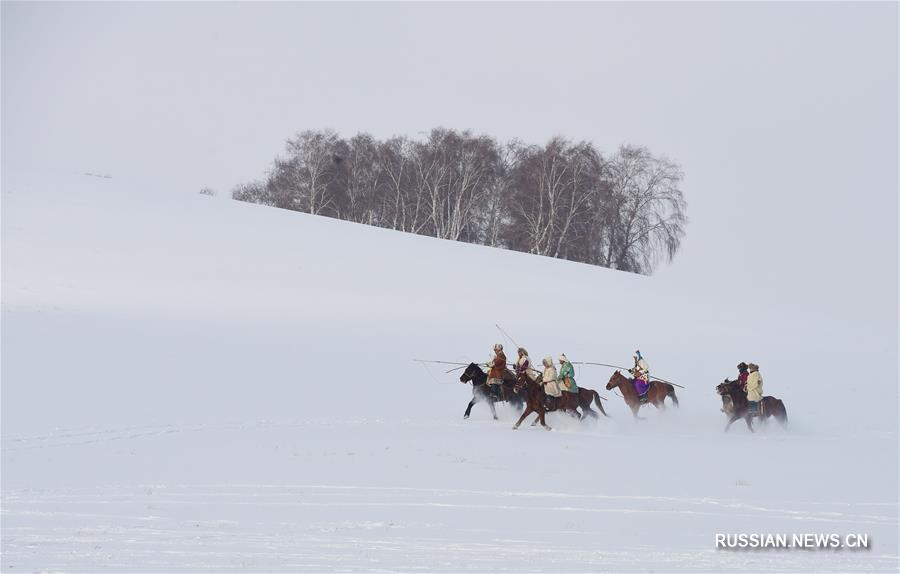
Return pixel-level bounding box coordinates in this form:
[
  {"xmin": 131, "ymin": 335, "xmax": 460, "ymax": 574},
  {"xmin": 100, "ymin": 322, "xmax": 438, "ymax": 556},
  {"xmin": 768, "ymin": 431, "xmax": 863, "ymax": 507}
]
[
  {"xmin": 377, "ymin": 136, "xmax": 429, "ymax": 234},
  {"xmin": 410, "ymin": 129, "xmax": 501, "ymax": 241},
  {"xmin": 268, "ymin": 130, "xmax": 342, "ymax": 215},
  {"xmin": 603, "ymin": 145, "xmax": 687, "ymax": 273},
  {"xmin": 508, "ymin": 138, "xmax": 602, "ymax": 259},
  {"xmin": 475, "ymin": 141, "xmax": 517, "ymax": 247},
  {"xmin": 232, "ymin": 181, "xmax": 274, "ymax": 206},
  {"xmin": 332, "ymin": 134, "xmax": 382, "ymax": 225}
]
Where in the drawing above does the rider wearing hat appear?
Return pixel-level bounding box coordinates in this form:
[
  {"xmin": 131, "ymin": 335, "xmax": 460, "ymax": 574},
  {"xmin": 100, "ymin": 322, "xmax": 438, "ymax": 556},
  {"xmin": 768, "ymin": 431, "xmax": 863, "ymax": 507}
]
[
  {"xmin": 631, "ymin": 350, "xmax": 651, "ymax": 395},
  {"xmin": 515, "ymin": 347, "xmax": 533, "ymax": 384},
  {"xmin": 541, "ymin": 356, "xmax": 562, "ymax": 409},
  {"xmin": 736, "ymin": 362, "xmax": 750, "ymax": 391},
  {"xmin": 487, "ymin": 343, "xmax": 507, "ymax": 387},
  {"xmin": 558, "ymin": 354, "xmax": 578, "ymax": 394},
  {"xmin": 745, "ymin": 363, "xmax": 763, "ymax": 414}
]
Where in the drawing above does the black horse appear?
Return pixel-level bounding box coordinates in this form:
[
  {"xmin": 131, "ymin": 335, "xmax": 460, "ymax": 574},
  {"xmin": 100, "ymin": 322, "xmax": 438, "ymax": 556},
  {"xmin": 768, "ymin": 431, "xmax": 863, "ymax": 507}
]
[
  {"xmin": 460, "ymin": 363, "xmax": 525, "ymax": 419},
  {"xmin": 716, "ymin": 379, "xmax": 788, "ymax": 432}
]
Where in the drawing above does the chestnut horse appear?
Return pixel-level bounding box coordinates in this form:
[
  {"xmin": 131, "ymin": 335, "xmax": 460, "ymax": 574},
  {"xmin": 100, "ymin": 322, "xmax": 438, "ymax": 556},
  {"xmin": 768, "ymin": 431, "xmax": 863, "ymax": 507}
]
[
  {"xmin": 606, "ymin": 370, "xmax": 679, "ymax": 419},
  {"xmin": 512, "ymin": 376, "xmax": 582, "ymax": 430},
  {"xmin": 716, "ymin": 379, "xmax": 788, "ymax": 432},
  {"xmin": 459, "ymin": 363, "xmax": 525, "ymax": 420}
]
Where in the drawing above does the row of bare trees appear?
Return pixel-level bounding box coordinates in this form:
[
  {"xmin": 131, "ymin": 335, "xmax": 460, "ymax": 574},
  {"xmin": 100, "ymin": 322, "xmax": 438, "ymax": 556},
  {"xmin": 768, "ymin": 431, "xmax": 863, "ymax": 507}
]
[{"xmin": 231, "ymin": 128, "xmax": 687, "ymax": 274}]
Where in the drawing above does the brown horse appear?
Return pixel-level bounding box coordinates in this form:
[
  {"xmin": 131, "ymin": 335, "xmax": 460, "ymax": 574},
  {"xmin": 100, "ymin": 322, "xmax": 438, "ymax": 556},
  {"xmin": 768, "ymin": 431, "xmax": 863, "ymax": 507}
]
[
  {"xmin": 512, "ymin": 376, "xmax": 585, "ymax": 431},
  {"xmin": 606, "ymin": 370, "xmax": 679, "ymax": 419},
  {"xmin": 716, "ymin": 380, "xmax": 788, "ymax": 432},
  {"xmin": 522, "ymin": 384, "xmax": 609, "ymax": 426}
]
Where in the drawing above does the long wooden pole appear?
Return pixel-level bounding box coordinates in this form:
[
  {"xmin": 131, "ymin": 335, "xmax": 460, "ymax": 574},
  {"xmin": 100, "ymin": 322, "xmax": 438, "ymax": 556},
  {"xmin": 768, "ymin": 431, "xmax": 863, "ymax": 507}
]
[
  {"xmin": 495, "ymin": 324, "xmax": 520, "ymax": 349},
  {"xmin": 576, "ymin": 361, "xmax": 686, "ymax": 389},
  {"xmin": 576, "ymin": 361, "xmax": 631, "ymax": 370},
  {"xmin": 649, "ymin": 376, "xmax": 686, "ymax": 389}
]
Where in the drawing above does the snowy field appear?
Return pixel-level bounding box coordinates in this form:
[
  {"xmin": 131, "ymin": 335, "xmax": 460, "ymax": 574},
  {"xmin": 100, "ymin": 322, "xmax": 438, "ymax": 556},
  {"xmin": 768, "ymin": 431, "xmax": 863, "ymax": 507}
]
[{"xmin": 2, "ymin": 176, "xmax": 898, "ymax": 572}]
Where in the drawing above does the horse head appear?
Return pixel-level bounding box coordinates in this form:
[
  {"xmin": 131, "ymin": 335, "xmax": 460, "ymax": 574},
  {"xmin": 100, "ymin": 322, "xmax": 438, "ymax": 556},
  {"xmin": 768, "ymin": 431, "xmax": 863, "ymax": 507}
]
[
  {"xmin": 606, "ymin": 370, "xmax": 625, "ymax": 390},
  {"xmin": 716, "ymin": 379, "xmax": 738, "ymax": 396},
  {"xmin": 459, "ymin": 363, "xmax": 481, "ymax": 384}
]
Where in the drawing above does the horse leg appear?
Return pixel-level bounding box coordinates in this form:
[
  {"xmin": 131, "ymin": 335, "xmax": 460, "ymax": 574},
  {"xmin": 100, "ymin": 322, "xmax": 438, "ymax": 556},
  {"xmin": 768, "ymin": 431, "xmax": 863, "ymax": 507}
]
[
  {"xmin": 513, "ymin": 395, "xmax": 524, "ymax": 412},
  {"xmin": 530, "ymin": 396, "xmax": 542, "ymax": 425},
  {"xmin": 513, "ymin": 406, "xmax": 533, "ymax": 430},
  {"xmin": 464, "ymin": 398, "xmax": 476, "ymax": 419},
  {"xmin": 533, "ymin": 397, "xmax": 551, "ymax": 425},
  {"xmin": 631, "ymin": 404, "xmax": 644, "ymax": 420},
  {"xmin": 777, "ymin": 404, "xmax": 789, "ymax": 428},
  {"xmin": 563, "ymin": 395, "xmax": 581, "ymax": 419},
  {"xmin": 538, "ymin": 407, "xmax": 552, "ymax": 430},
  {"xmin": 744, "ymin": 414, "xmax": 755, "ymax": 433},
  {"xmin": 489, "ymin": 397, "xmax": 498, "ymax": 420},
  {"xmin": 724, "ymin": 413, "xmax": 741, "ymax": 432}
]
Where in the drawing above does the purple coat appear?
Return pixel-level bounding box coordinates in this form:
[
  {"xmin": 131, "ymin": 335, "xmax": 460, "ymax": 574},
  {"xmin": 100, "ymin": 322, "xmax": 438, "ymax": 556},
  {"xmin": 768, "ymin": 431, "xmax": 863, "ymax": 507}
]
[{"xmin": 633, "ymin": 377, "xmax": 651, "ymax": 395}]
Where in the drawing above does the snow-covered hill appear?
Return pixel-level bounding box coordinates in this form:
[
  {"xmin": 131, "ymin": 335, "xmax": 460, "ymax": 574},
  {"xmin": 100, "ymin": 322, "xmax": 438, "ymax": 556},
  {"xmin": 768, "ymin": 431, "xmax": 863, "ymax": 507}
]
[{"xmin": 2, "ymin": 176, "xmax": 897, "ymax": 572}]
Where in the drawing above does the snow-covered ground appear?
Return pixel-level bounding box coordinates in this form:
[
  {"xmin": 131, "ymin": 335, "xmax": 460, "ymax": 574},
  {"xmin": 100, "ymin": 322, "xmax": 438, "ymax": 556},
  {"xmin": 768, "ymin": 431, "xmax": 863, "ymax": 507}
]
[{"xmin": 2, "ymin": 175, "xmax": 898, "ymax": 572}]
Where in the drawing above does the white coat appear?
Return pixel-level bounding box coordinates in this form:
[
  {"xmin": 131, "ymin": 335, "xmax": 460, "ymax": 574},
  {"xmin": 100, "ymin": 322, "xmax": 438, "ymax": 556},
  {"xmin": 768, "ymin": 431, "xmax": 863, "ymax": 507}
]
[
  {"xmin": 542, "ymin": 365, "xmax": 561, "ymax": 397},
  {"xmin": 633, "ymin": 357, "xmax": 650, "ymax": 379},
  {"xmin": 746, "ymin": 371, "xmax": 763, "ymax": 402}
]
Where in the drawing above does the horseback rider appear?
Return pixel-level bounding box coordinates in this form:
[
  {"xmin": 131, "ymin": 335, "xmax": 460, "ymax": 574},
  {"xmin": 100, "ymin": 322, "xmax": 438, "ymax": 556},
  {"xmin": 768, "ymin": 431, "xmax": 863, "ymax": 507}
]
[
  {"xmin": 737, "ymin": 362, "xmax": 750, "ymax": 390},
  {"xmin": 541, "ymin": 356, "xmax": 562, "ymax": 409},
  {"xmin": 745, "ymin": 362, "xmax": 763, "ymax": 415},
  {"xmin": 558, "ymin": 354, "xmax": 578, "ymax": 394},
  {"xmin": 486, "ymin": 343, "xmax": 506, "ymax": 397},
  {"xmin": 631, "ymin": 350, "xmax": 651, "ymax": 396},
  {"xmin": 515, "ymin": 347, "xmax": 533, "ymax": 384}
]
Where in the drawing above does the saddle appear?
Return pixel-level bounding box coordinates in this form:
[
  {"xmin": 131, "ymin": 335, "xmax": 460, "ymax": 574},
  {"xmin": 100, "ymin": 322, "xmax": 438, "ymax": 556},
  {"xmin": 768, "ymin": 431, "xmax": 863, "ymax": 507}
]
[
  {"xmin": 747, "ymin": 400, "xmax": 766, "ymax": 418},
  {"xmin": 544, "ymin": 394, "xmax": 558, "ymax": 411}
]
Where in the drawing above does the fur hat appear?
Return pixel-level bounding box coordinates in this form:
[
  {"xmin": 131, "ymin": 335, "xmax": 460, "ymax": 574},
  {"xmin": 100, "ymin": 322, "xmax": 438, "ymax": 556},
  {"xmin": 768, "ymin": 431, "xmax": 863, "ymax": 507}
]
[
  {"xmin": 517, "ymin": 347, "xmax": 528, "ymax": 356},
  {"xmin": 737, "ymin": 362, "xmax": 748, "ymax": 371},
  {"xmin": 559, "ymin": 353, "xmax": 568, "ymax": 363},
  {"xmin": 747, "ymin": 363, "xmax": 759, "ymax": 372},
  {"xmin": 493, "ymin": 343, "xmax": 503, "ymax": 351},
  {"xmin": 542, "ymin": 356, "xmax": 553, "ymax": 367}
]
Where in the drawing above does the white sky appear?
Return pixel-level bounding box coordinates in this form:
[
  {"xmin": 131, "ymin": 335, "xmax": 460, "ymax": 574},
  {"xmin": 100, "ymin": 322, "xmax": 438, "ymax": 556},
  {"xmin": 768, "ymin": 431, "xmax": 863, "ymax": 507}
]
[{"xmin": 2, "ymin": 2, "xmax": 898, "ymax": 343}]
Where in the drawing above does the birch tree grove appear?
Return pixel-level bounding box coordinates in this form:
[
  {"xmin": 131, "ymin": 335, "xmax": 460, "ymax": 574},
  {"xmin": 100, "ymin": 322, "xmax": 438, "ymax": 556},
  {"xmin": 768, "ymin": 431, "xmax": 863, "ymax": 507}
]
[{"xmin": 231, "ymin": 129, "xmax": 688, "ymax": 275}]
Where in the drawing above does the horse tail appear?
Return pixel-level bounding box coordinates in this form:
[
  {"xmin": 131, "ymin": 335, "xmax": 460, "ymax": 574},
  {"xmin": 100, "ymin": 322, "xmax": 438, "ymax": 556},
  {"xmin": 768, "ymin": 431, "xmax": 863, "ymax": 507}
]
[
  {"xmin": 592, "ymin": 390, "xmax": 610, "ymax": 417},
  {"xmin": 667, "ymin": 384, "xmax": 679, "ymax": 407},
  {"xmin": 777, "ymin": 399, "xmax": 788, "ymax": 426}
]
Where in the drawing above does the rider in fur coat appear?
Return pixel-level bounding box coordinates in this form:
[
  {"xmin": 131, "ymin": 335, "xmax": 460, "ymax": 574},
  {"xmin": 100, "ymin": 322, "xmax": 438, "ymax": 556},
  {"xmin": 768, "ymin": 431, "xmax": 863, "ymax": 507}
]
[{"xmin": 745, "ymin": 363, "xmax": 763, "ymax": 413}]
